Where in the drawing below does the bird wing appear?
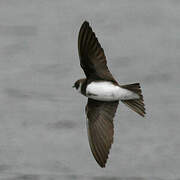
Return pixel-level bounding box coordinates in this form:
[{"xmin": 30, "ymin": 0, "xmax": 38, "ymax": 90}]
[
  {"xmin": 78, "ymin": 21, "xmax": 117, "ymax": 83},
  {"xmin": 85, "ymin": 98, "xmax": 119, "ymax": 167}
]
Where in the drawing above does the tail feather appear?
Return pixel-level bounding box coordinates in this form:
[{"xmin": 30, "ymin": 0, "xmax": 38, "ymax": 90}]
[{"xmin": 121, "ymin": 83, "xmax": 145, "ymax": 117}]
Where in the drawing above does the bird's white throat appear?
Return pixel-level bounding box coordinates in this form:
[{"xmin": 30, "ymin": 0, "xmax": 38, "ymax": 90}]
[{"xmin": 86, "ymin": 81, "xmax": 139, "ymax": 101}]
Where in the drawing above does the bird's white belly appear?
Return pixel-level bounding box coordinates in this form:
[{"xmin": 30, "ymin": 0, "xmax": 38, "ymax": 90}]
[{"xmin": 86, "ymin": 81, "xmax": 139, "ymax": 101}]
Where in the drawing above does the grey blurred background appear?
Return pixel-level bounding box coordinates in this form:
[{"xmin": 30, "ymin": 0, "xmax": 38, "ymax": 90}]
[{"xmin": 0, "ymin": 0, "xmax": 179, "ymax": 180}]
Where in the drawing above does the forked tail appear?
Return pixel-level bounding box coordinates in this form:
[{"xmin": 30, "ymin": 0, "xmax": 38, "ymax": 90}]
[{"xmin": 121, "ymin": 83, "xmax": 145, "ymax": 117}]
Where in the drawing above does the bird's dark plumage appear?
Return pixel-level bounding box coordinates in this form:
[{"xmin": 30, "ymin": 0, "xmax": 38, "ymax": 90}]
[
  {"xmin": 86, "ymin": 99, "xmax": 119, "ymax": 167},
  {"xmin": 78, "ymin": 21, "xmax": 117, "ymax": 83}
]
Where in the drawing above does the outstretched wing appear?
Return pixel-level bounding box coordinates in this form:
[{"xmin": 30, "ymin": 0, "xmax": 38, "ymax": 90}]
[
  {"xmin": 78, "ymin": 21, "xmax": 117, "ymax": 83},
  {"xmin": 85, "ymin": 98, "xmax": 119, "ymax": 167}
]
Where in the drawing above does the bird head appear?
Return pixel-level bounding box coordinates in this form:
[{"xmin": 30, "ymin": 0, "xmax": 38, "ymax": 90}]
[
  {"xmin": 72, "ymin": 79, "xmax": 83, "ymax": 93},
  {"xmin": 73, "ymin": 78, "xmax": 86, "ymax": 93}
]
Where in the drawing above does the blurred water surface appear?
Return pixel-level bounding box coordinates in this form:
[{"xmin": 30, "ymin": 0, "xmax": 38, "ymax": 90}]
[{"xmin": 0, "ymin": 0, "xmax": 180, "ymax": 179}]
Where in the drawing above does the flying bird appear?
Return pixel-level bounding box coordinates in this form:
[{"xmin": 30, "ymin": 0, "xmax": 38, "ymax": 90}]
[{"xmin": 73, "ymin": 21, "xmax": 145, "ymax": 168}]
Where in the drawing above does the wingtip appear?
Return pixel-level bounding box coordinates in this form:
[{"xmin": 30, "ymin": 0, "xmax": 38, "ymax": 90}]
[
  {"xmin": 96, "ymin": 145, "xmax": 112, "ymax": 168},
  {"xmin": 83, "ymin": 20, "xmax": 89, "ymax": 23},
  {"xmin": 100, "ymin": 164, "xmax": 106, "ymax": 168},
  {"xmin": 82, "ymin": 20, "xmax": 89, "ymax": 26},
  {"xmin": 97, "ymin": 160, "xmax": 106, "ymax": 168}
]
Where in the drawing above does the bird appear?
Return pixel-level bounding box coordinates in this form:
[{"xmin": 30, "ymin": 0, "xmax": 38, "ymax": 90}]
[{"xmin": 73, "ymin": 21, "xmax": 145, "ymax": 168}]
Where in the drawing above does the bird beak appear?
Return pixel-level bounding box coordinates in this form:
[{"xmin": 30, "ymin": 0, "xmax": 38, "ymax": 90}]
[{"xmin": 72, "ymin": 85, "xmax": 75, "ymax": 88}]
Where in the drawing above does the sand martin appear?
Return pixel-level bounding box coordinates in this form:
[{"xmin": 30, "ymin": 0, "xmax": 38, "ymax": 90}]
[{"xmin": 73, "ymin": 21, "xmax": 145, "ymax": 168}]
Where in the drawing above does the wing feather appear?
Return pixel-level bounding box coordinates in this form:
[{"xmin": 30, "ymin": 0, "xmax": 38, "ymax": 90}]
[
  {"xmin": 78, "ymin": 21, "xmax": 117, "ymax": 83},
  {"xmin": 85, "ymin": 99, "xmax": 119, "ymax": 167}
]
